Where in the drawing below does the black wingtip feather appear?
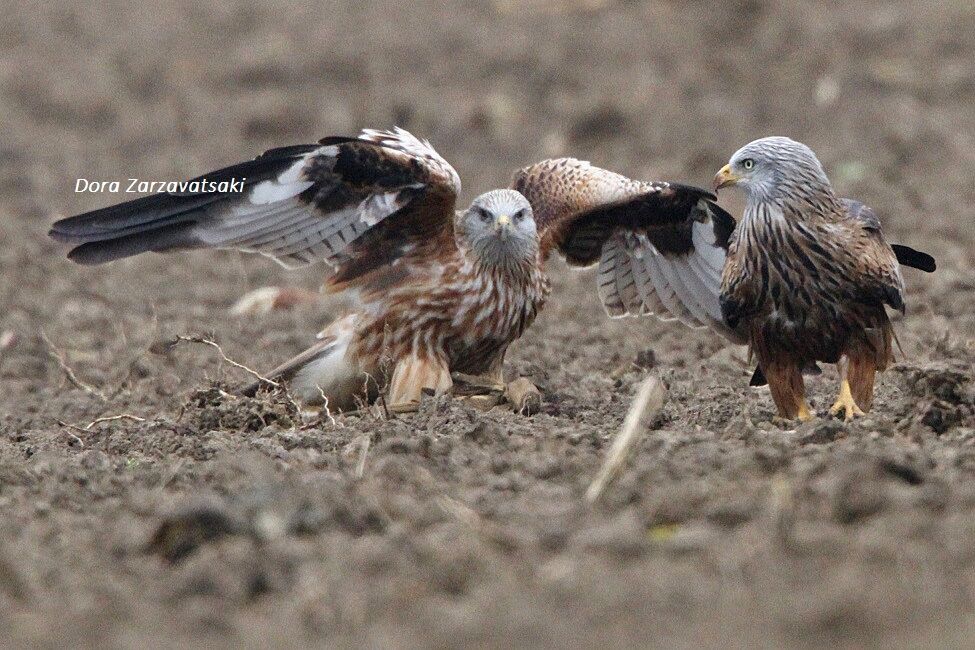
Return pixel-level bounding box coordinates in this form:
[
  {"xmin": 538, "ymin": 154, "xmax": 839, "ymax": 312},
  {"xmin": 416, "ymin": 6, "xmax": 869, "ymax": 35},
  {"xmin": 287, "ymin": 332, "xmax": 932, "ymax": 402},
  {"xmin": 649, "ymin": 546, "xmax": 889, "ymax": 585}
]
[
  {"xmin": 708, "ymin": 201, "xmax": 737, "ymax": 249},
  {"xmin": 49, "ymin": 144, "xmax": 319, "ymax": 264},
  {"xmin": 317, "ymin": 135, "xmax": 360, "ymax": 147},
  {"xmin": 65, "ymin": 223, "xmax": 201, "ymax": 265},
  {"xmin": 667, "ymin": 182, "xmax": 717, "ymax": 202},
  {"xmin": 48, "ymin": 192, "xmax": 218, "ymax": 243},
  {"xmin": 891, "ymin": 244, "xmax": 936, "ymax": 273},
  {"xmin": 749, "ymin": 366, "xmax": 767, "ymax": 386}
]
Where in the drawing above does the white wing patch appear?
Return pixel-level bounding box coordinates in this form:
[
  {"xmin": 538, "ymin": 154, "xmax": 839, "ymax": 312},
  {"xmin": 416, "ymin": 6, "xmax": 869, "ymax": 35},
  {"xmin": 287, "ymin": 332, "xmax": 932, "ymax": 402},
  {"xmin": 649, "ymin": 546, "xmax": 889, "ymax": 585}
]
[
  {"xmin": 595, "ymin": 222, "xmax": 730, "ymax": 329},
  {"xmin": 630, "ymin": 248, "xmax": 679, "ymax": 322},
  {"xmin": 359, "ymin": 186, "xmax": 422, "ymax": 226},
  {"xmin": 248, "ymin": 156, "xmax": 315, "ymax": 205},
  {"xmin": 190, "ymin": 140, "xmax": 420, "ymax": 270},
  {"xmin": 640, "ymin": 248, "xmax": 700, "ymax": 327},
  {"xmin": 691, "ymin": 219, "xmax": 726, "ymax": 276}
]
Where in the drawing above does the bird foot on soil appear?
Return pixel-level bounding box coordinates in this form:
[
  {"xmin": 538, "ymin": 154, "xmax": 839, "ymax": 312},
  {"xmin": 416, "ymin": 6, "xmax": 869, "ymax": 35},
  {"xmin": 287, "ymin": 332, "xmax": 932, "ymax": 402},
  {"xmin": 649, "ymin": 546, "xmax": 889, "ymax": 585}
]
[
  {"xmin": 772, "ymin": 401, "xmax": 814, "ymax": 426},
  {"xmin": 505, "ymin": 377, "xmax": 542, "ymax": 415},
  {"xmin": 450, "ymin": 372, "xmax": 506, "ymax": 396},
  {"xmin": 829, "ymin": 381, "xmax": 864, "ymax": 422},
  {"xmin": 450, "ymin": 373, "xmax": 542, "ymax": 414},
  {"xmin": 451, "ymin": 372, "xmax": 506, "ymax": 411},
  {"xmin": 387, "ymin": 400, "xmax": 421, "ymax": 414}
]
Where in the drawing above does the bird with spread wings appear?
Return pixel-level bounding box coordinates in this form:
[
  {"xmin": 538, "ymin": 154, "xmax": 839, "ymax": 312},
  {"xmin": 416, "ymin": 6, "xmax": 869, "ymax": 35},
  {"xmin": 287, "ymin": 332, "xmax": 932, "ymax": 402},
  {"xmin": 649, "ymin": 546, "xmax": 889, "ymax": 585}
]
[{"xmin": 50, "ymin": 127, "xmax": 730, "ymax": 411}]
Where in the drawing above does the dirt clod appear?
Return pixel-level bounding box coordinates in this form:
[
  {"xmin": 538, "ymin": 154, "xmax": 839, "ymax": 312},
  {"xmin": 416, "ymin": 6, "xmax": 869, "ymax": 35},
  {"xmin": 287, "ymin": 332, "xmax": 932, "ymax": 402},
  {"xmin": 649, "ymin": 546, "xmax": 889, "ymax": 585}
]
[{"xmin": 182, "ymin": 385, "xmax": 298, "ymax": 433}]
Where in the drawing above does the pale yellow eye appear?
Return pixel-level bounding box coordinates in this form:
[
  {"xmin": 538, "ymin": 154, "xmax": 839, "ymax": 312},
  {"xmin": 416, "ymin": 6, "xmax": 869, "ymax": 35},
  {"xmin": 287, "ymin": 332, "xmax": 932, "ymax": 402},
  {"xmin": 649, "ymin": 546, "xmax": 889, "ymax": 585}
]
[{"xmin": 742, "ymin": 158, "xmax": 755, "ymax": 170}]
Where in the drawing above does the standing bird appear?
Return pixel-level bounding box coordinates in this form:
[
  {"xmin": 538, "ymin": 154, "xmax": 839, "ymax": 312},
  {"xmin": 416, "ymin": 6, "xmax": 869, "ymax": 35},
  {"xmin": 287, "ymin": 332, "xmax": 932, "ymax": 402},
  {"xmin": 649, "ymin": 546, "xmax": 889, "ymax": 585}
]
[
  {"xmin": 712, "ymin": 137, "xmax": 935, "ymax": 420},
  {"xmin": 50, "ymin": 128, "xmax": 729, "ymax": 411},
  {"xmin": 519, "ymin": 140, "xmax": 935, "ymax": 422}
]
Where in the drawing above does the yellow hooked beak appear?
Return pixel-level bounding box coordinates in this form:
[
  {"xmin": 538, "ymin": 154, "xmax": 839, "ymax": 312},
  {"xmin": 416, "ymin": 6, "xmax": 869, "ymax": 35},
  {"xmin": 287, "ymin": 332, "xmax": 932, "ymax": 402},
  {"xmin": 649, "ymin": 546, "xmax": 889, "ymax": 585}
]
[
  {"xmin": 713, "ymin": 164, "xmax": 740, "ymax": 191},
  {"xmin": 495, "ymin": 214, "xmax": 511, "ymax": 234}
]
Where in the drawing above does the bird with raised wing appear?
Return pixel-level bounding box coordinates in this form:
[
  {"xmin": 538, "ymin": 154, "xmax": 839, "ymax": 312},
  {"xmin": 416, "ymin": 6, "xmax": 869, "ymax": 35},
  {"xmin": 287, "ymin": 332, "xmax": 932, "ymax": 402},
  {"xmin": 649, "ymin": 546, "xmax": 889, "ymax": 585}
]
[
  {"xmin": 517, "ymin": 140, "xmax": 935, "ymax": 422},
  {"xmin": 50, "ymin": 128, "xmax": 730, "ymax": 412}
]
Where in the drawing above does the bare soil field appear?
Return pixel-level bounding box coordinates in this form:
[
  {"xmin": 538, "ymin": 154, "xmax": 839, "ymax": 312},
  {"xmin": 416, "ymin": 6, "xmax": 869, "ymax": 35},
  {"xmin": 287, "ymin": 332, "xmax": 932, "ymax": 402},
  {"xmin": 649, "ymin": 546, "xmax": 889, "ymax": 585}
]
[{"xmin": 1, "ymin": 0, "xmax": 974, "ymax": 647}]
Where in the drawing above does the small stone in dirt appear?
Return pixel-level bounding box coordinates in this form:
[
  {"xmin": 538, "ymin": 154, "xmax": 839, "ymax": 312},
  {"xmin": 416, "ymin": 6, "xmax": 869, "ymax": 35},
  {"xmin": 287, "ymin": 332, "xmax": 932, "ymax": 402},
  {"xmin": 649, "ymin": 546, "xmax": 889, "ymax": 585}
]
[
  {"xmin": 634, "ymin": 349, "xmax": 656, "ymax": 370},
  {"xmin": 80, "ymin": 449, "xmax": 111, "ymax": 471},
  {"xmin": 833, "ymin": 473, "xmax": 887, "ymax": 524},
  {"xmin": 877, "ymin": 457, "xmax": 925, "ymax": 485},
  {"xmin": 916, "ymin": 367, "xmax": 970, "ymax": 403},
  {"xmin": 920, "ymin": 400, "xmax": 964, "ymax": 434},
  {"xmin": 463, "ymin": 420, "xmax": 503, "ymax": 443},
  {"xmin": 0, "ymin": 330, "xmax": 16, "ymax": 352},
  {"xmin": 800, "ymin": 421, "xmax": 845, "ymax": 446},
  {"xmin": 147, "ymin": 503, "xmax": 240, "ymax": 563}
]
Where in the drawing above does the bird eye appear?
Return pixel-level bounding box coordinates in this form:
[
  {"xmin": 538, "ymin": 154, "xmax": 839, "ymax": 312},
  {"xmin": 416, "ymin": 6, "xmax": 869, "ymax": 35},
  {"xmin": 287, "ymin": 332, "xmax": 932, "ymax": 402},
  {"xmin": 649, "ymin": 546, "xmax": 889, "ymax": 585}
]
[
  {"xmin": 512, "ymin": 209, "xmax": 526, "ymax": 221},
  {"xmin": 742, "ymin": 158, "xmax": 755, "ymax": 170},
  {"xmin": 475, "ymin": 207, "xmax": 492, "ymax": 222}
]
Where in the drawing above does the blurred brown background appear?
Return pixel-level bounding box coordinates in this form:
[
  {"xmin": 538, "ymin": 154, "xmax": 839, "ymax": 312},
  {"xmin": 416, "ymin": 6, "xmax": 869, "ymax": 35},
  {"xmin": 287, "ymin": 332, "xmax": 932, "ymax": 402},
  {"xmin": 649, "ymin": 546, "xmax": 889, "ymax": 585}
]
[{"xmin": 1, "ymin": 1, "xmax": 974, "ymax": 647}]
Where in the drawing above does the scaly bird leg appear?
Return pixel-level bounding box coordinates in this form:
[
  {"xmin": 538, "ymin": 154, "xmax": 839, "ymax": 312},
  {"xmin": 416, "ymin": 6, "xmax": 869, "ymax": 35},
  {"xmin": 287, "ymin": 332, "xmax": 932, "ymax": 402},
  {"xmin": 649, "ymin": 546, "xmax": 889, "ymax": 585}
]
[
  {"xmin": 796, "ymin": 401, "xmax": 814, "ymax": 422},
  {"xmin": 450, "ymin": 372, "xmax": 506, "ymax": 396},
  {"xmin": 829, "ymin": 355, "xmax": 865, "ymax": 421},
  {"xmin": 763, "ymin": 360, "xmax": 814, "ymax": 422},
  {"xmin": 774, "ymin": 400, "xmax": 813, "ymax": 426},
  {"xmin": 388, "ymin": 354, "xmax": 452, "ymax": 412}
]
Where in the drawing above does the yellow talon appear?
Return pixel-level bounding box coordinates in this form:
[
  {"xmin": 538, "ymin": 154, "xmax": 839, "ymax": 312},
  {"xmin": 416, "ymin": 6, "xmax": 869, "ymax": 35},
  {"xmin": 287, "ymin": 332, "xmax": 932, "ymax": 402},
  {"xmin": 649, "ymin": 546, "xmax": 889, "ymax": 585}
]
[
  {"xmin": 829, "ymin": 380, "xmax": 864, "ymax": 421},
  {"xmin": 796, "ymin": 401, "xmax": 814, "ymax": 422}
]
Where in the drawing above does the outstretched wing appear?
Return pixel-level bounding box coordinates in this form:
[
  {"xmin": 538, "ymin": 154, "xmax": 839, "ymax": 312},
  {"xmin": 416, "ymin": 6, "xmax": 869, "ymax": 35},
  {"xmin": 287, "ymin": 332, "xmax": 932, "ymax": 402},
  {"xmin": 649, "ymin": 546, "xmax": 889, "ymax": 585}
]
[
  {"xmin": 50, "ymin": 127, "xmax": 461, "ymax": 290},
  {"xmin": 511, "ymin": 158, "xmax": 740, "ymax": 339}
]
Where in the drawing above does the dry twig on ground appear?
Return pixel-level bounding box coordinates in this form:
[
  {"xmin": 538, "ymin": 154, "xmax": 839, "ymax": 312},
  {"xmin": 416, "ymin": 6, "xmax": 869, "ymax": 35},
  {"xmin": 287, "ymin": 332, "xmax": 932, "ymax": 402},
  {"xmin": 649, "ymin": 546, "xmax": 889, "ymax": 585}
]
[
  {"xmin": 586, "ymin": 375, "xmax": 667, "ymax": 503},
  {"xmin": 157, "ymin": 335, "xmax": 304, "ymax": 416},
  {"xmin": 86, "ymin": 414, "xmax": 146, "ymax": 429},
  {"xmin": 54, "ymin": 419, "xmax": 86, "ymax": 447},
  {"xmin": 159, "ymin": 335, "xmax": 279, "ymax": 388},
  {"xmin": 41, "ymin": 331, "xmax": 107, "ymax": 402},
  {"xmin": 354, "ymin": 434, "xmax": 370, "ymax": 479}
]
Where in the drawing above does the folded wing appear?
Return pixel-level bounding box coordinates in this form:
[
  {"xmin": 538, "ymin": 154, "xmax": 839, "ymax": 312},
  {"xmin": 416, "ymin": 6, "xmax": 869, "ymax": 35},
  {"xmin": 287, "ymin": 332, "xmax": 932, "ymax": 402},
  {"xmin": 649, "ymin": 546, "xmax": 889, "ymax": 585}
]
[
  {"xmin": 50, "ymin": 127, "xmax": 461, "ymax": 292},
  {"xmin": 842, "ymin": 198, "xmax": 937, "ymax": 273},
  {"xmin": 511, "ymin": 158, "xmax": 741, "ymax": 340}
]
